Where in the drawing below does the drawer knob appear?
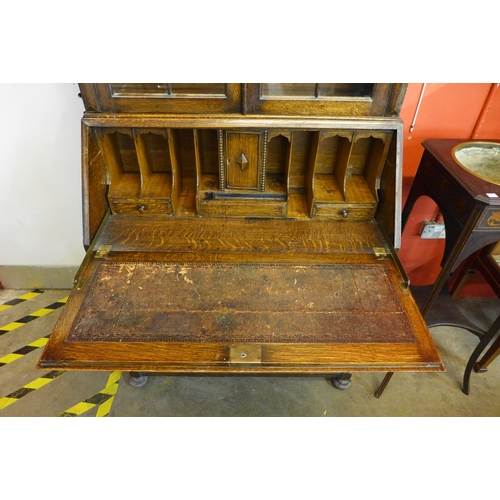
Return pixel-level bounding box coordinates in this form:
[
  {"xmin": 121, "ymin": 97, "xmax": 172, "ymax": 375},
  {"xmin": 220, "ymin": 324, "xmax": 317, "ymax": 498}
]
[
  {"xmin": 340, "ymin": 209, "xmax": 349, "ymax": 218},
  {"xmin": 137, "ymin": 205, "xmax": 146, "ymax": 213}
]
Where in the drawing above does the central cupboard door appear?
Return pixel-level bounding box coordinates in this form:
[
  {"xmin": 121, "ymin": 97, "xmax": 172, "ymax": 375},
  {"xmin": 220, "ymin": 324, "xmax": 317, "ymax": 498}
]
[{"xmin": 224, "ymin": 131, "xmax": 263, "ymax": 191}]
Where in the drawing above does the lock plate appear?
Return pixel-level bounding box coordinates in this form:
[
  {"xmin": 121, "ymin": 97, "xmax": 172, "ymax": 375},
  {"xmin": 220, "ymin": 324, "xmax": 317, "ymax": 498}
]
[{"xmin": 229, "ymin": 344, "xmax": 262, "ymax": 364}]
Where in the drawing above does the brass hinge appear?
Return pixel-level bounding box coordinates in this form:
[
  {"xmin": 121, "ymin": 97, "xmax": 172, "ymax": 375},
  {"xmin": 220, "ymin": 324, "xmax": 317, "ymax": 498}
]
[
  {"xmin": 230, "ymin": 344, "xmax": 262, "ymax": 365},
  {"xmin": 74, "ymin": 278, "xmax": 86, "ymax": 291},
  {"xmin": 373, "ymin": 247, "xmax": 389, "ymax": 260},
  {"xmin": 372, "ymin": 247, "xmax": 409, "ymax": 292},
  {"xmin": 95, "ymin": 245, "xmax": 112, "ymax": 259}
]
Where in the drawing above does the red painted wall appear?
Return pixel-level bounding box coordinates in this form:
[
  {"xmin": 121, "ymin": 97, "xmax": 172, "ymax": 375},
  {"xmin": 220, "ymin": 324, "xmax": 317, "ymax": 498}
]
[{"xmin": 397, "ymin": 83, "xmax": 500, "ymax": 296}]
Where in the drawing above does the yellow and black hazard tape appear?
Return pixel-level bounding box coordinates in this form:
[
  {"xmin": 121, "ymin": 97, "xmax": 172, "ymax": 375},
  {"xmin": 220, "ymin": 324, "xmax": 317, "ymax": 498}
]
[
  {"xmin": 0, "ymin": 289, "xmax": 44, "ymax": 312},
  {"xmin": 0, "ymin": 297, "xmax": 68, "ymax": 337},
  {"xmin": 58, "ymin": 371, "xmax": 122, "ymax": 417},
  {"xmin": 0, "ymin": 335, "xmax": 50, "ymax": 368},
  {"xmin": 0, "ymin": 370, "xmax": 65, "ymax": 411}
]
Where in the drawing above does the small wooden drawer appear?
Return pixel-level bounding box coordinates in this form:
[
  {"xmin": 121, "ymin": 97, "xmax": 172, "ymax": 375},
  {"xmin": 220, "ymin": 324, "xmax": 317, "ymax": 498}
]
[
  {"xmin": 198, "ymin": 199, "xmax": 287, "ymax": 218},
  {"xmin": 312, "ymin": 202, "xmax": 376, "ymax": 220},
  {"xmin": 109, "ymin": 198, "xmax": 173, "ymax": 215}
]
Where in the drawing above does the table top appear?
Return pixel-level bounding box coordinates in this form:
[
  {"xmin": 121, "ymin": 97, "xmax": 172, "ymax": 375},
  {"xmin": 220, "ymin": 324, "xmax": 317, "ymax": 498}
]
[{"xmin": 422, "ymin": 139, "xmax": 500, "ymax": 205}]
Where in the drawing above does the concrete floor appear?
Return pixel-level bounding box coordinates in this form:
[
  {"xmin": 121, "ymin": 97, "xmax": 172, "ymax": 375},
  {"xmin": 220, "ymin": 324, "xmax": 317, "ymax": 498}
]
[{"xmin": 1, "ymin": 287, "xmax": 499, "ymax": 417}]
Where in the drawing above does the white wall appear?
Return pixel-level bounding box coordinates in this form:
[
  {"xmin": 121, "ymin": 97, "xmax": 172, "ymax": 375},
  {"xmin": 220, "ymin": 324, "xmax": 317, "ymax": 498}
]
[{"xmin": 0, "ymin": 83, "xmax": 86, "ymax": 267}]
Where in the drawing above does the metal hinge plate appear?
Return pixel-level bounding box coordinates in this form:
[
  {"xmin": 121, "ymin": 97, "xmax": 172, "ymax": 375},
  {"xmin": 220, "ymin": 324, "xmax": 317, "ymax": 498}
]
[
  {"xmin": 75, "ymin": 278, "xmax": 86, "ymax": 291},
  {"xmin": 95, "ymin": 245, "xmax": 112, "ymax": 259},
  {"xmin": 230, "ymin": 344, "xmax": 262, "ymax": 365},
  {"xmin": 373, "ymin": 247, "xmax": 389, "ymax": 260}
]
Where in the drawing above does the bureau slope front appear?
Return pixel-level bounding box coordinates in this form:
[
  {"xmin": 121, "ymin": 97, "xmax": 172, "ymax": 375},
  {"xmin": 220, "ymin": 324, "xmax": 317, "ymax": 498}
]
[{"xmin": 38, "ymin": 217, "xmax": 443, "ymax": 375}]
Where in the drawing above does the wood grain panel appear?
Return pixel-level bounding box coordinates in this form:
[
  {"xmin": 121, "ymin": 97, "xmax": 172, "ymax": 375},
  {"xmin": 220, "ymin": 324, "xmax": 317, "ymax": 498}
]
[{"xmin": 95, "ymin": 216, "xmax": 387, "ymax": 255}]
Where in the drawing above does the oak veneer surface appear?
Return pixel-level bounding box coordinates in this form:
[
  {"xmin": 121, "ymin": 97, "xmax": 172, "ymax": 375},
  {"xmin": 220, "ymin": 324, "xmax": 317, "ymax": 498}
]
[
  {"xmin": 93, "ymin": 216, "xmax": 388, "ymax": 255},
  {"xmin": 38, "ymin": 216, "xmax": 443, "ymax": 374}
]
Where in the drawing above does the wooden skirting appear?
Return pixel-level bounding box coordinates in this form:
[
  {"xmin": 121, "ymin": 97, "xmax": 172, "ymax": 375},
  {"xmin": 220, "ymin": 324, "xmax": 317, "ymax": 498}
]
[{"xmin": 0, "ymin": 266, "xmax": 78, "ymax": 289}]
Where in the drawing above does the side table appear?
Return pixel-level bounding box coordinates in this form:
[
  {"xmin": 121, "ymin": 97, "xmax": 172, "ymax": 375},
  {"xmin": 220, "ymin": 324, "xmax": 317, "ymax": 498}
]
[
  {"xmin": 376, "ymin": 139, "xmax": 500, "ymax": 398},
  {"xmin": 402, "ymin": 139, "xmax": 500, "ymax": 318},
  {"xmin": 450, "ymin": 242, "xmax": 500, "ymax": 394}
]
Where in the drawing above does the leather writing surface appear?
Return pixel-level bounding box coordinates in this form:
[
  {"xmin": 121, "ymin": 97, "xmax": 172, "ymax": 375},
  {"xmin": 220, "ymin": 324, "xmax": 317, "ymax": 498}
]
[{"xmin": 68, "ymin": 262, "xmax": 415, "ymax": 344}]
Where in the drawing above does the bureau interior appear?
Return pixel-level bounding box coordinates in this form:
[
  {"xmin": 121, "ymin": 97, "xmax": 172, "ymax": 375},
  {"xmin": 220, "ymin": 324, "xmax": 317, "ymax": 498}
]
[{"xmin": 91, "ymin": 126, "xmax": 395, "ymax": 221}]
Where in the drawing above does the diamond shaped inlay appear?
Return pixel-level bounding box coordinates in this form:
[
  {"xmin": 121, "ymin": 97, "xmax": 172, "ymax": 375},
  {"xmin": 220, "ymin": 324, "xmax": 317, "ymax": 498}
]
[{"xmin": 237, "ymin": 153, "xmax": 249, "ymax": 171}]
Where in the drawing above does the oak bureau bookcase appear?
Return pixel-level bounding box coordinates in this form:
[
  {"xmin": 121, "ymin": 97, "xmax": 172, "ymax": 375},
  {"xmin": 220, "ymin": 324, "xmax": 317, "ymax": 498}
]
[{"xmin": 38, "ymin": 83, "xmax": 444, "ymax": 391}]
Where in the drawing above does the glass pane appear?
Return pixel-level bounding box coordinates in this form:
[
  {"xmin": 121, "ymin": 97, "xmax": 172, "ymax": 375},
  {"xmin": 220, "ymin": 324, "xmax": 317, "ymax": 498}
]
[
  {"xmin": 318, "ymin": 83, "xmax": 374, "ymax": 98},
  {"xmin": 111, "ymin": 83, "xmax": 226, "ymax": 97},
  {"xmin": 261, "ymin": 83, "xmax": 317, "ymax": 97},
  {"xmin": 111, "ymin": 84, "xmax": 171, "ymax": 95},
  {"xmin": 170, "ymin": 84, "xmax": 226, "ymax": 95}
]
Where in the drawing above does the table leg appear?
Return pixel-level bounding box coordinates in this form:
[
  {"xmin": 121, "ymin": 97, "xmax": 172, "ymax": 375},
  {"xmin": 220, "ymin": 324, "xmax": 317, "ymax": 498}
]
[
  {"xmin": 474, "ymin": 332, "xmax": 500, "ymax": 372},
  {"xmin": 374, "ymin": 372, "xmax": 394, "ymax": 398},
  {"xmin": 463, "ymin": 313, "xmax": 500, "ymax": 395}
]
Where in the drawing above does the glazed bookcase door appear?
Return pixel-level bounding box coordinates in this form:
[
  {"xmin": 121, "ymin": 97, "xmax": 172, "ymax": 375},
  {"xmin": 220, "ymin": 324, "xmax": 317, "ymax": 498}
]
[
  {"xmin": 245, "ymin": 83, "xmax": 406, "ymax": 117},
  {"xmin": 81, "ymin": 83, "xmax": 242, "ymax": 114}
]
